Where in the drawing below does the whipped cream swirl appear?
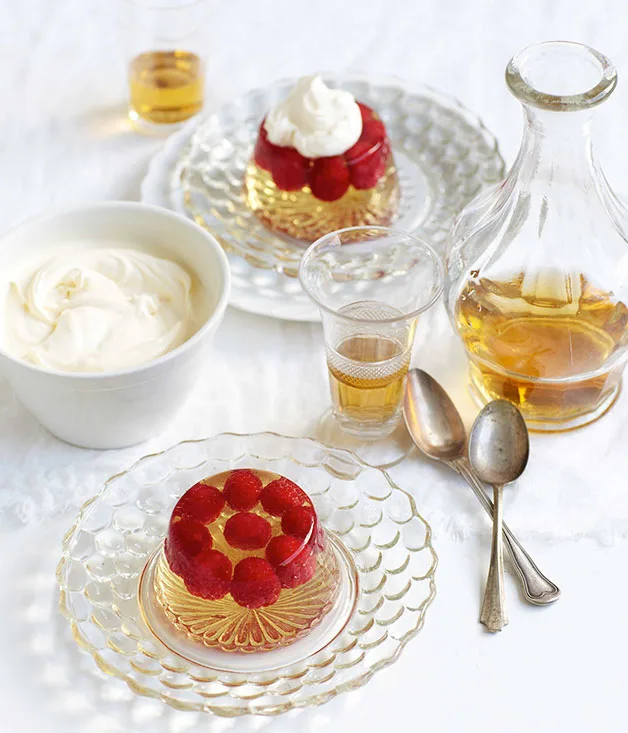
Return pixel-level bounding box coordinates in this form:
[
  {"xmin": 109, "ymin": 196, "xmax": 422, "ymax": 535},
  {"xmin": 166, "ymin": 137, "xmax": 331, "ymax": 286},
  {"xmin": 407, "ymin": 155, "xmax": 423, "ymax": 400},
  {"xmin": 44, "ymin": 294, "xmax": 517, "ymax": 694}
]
[
  {"xmin": 264, "ymin": 75, "xmax": 363, "ymax": 158},
  {"xmin": 4, "ymin": 248, "xmax": 196, "ymax": 372}
]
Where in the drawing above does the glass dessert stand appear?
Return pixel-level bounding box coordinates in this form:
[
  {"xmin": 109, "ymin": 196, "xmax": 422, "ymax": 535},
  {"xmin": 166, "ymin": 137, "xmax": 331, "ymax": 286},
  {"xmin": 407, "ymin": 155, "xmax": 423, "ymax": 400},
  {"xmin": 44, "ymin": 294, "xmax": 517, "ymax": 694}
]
[
  {"xmin": 141, "ymin": 72, "xmax": 505, "ymax": 322},
  {"xmin": 57, "ymin": 432, "xmax": 437, "ymax": 716}
]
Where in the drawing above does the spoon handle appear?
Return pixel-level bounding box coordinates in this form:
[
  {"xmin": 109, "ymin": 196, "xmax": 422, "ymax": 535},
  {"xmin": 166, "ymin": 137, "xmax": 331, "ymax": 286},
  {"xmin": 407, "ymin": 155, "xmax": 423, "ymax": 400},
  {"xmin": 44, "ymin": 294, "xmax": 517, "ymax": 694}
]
[
  {"xmin": 480, "ymin": 484, "xmax": 508, "ymax": 632},
  {"xmin": 451, "ymin": 458, "xmax": 561, "ymax": 605}
]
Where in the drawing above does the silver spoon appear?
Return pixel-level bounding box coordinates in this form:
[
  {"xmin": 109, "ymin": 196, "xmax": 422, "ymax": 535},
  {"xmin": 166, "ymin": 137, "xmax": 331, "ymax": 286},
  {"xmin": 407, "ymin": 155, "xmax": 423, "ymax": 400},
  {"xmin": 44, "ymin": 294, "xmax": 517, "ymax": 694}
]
[
  {"xmin": 403, "ymin": 369, "xmax": 560, "ymax": 606},
  {"xmin": 468, "ymin": 400, "xmax": 529, "ymax": 632}
]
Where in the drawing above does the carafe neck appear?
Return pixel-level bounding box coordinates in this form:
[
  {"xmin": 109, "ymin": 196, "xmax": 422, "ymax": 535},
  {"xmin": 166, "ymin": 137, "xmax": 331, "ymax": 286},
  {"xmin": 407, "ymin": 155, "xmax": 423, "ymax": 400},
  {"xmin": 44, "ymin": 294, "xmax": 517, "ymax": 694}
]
[
  {"xmin": 504, "ymin": 41, "xmax": 617, "ymax": 191},
  {"xmin": 514, "ymin": 107, "xmax": 596, "ymax": 185}
]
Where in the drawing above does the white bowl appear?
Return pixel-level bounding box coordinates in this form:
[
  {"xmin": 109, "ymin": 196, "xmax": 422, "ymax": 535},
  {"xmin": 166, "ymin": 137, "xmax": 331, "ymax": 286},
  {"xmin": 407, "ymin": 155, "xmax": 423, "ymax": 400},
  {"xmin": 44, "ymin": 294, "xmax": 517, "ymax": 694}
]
[{"xmin": 0, "ymin": 202, "xmax": 230, "ymax": 449}]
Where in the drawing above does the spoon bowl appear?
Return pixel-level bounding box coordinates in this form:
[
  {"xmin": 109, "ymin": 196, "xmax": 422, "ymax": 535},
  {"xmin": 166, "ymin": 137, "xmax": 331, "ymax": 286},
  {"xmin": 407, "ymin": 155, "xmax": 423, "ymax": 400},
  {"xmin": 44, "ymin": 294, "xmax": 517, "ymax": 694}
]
[
  {"xmin": 403, "ymin": 369, "xmax": 466, "ymax": 461},
  {"xmin": 468, "ymin": 400, "xmax": 530, "ymax": 487}
]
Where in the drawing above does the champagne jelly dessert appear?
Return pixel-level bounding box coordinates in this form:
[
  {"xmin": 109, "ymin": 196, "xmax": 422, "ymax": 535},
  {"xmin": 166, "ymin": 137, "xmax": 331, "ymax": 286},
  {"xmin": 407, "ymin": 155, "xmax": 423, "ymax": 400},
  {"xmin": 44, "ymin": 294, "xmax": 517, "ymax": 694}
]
[
  {"xmin": 244, "ymin": 75, "xmax": 400, "ymax": 242},
  {"xmin": 155, "ymin": 469, "xmax": 340, "ymax": 652}
]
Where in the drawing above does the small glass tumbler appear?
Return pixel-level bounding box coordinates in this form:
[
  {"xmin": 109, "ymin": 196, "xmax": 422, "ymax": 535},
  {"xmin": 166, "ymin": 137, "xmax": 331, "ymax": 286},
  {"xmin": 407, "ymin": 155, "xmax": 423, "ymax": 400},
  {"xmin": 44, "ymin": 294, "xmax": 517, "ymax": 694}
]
[
  {"xmin": 299, "ymin": 227, "xmax": 444, "ymax": 441},
  {"xmin": 120, "ymin": 0, "xmax": 209, "ymax": 132}
]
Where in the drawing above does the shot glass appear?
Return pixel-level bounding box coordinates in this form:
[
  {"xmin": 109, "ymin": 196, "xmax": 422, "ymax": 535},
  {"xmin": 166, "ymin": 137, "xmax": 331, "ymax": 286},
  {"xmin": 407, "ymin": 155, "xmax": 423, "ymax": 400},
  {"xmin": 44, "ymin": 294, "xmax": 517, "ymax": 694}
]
[
  {"xmin": 120, "ymin": 0, "xmax": 209, "ymax": 132},
  {"xmin": 299, "ymin": 227, "xmax": 444, "ymax": 441}
]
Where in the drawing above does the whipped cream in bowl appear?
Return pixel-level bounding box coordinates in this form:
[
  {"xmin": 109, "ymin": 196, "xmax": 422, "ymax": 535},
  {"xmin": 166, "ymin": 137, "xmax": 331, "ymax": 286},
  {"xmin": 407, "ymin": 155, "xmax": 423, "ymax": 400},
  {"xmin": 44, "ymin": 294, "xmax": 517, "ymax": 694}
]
[
  {"xmin": 6, "ymin": 248, "xmax": 198, "ymax": 372},
  {"xmin": 264, "ymin": 75, "xmax": 363, "ymax": 158},
  {"xmin": 0, "ymin": 203, "xmax": 230, "ymax": 449}
]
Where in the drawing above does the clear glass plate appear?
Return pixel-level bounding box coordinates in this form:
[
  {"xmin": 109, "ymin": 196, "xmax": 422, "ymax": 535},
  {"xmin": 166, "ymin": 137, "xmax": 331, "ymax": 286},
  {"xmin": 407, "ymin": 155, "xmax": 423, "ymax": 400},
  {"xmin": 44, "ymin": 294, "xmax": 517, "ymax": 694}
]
[
  {"xmin": 57, "ymin": 432, "xmax": 437, "ymax": 717},
  {"xmin": 141, "ymin": 73, "xmax": 505, "ymax": 322}
]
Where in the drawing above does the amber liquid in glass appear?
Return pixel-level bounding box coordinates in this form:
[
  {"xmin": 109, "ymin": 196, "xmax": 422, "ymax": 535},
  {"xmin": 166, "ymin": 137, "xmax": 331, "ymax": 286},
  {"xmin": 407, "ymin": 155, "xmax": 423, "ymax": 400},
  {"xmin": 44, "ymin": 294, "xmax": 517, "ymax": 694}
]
[
  {"xmin": 328, "ymin": 334, "xmax": 410, "ymax": 427},
  {"xmin": 128, "ymin": 50, "xmax": 204, "ymax": 125},
  {"xmin": 455, "ymin": 273, "xmax": 628, "ymax": 426}
]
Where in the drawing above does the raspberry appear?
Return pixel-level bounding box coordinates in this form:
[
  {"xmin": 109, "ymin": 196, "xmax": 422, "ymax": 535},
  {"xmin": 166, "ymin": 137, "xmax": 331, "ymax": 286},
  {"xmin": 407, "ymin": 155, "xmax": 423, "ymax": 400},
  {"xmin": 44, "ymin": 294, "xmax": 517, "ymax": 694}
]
[
  {"xmin": 266, "ymin": 535, "xmax": 315, "ymax": 589},
  {"xmin": 224, "ymin": 512, "xmax": 272, "ymax": 550},
  {"xmin": 271, "ymin": 147, "xmax": 310, "ymax": 191},
  {"xmin": 277, "ymin": 552, "xmax": 316, "ymax": 588},
  {"xmin": 230, "ymin": 557, "xmax": 281, "ymax": 608},
  {"xmin": 345, "ymin": 139, "xmax": 380, "ymax": 166},
  {"xmin": 260, "ymin": 477, "xmax": 309, "ymax": 516},
  {"xmin": 223, "ymin": 469, "xmax": 263, "ymax": 511},
  {"xmin": 253, "ymin": 121, "xmax": 279, "ymax": 172},
  {"xmin": 348, "ymin": 143, "xmax": 387, "ymax": 189},
  {"xmin": 281, "ymin": 505, "xmax": 316, "ymax": 541},
  {"xmin": 361, "ymin": 118, "xmax": 386, "ymax": 145},
  {"xmin": 183, "ymin": 549, "xmax": 232, "ymax": 600},
  {"xmin": 345, "ymin": 111, "xmax": 389, "ymax": 190},
  {"xmin": 165, "ymin": 517, "xmax": 212, "ymax": 577},
  {"xmin": 266, "ymin": 534, "xmax": 304, "ymax": 566},
  {"xmin": 173, "ymin": 483, "xmax": 225, "ymax": 524},
  {"xmin": 310, "ymin": 156, "xmax": 350, "ymax": 201}
]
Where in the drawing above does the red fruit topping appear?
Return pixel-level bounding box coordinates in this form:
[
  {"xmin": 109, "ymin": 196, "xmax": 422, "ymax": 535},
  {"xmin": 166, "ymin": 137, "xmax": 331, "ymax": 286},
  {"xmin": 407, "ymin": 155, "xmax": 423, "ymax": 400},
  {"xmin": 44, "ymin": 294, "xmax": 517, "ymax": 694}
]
[
  {"xmin": 183, "ymin": 548, "xmax": 232, "ymax": 600},
  {"xmin": 254, "ymin": 121, "xmax": 279, "ymax": 172},
  {"xmin": 309, "ymin": 156, "xmax": 350, "ymax": 202},
  {"xmin": 357, "ymin": 102, "xmax": 375, "ymax": 123},
  {"xmin": 266, "ymin": 534, "xmax": 304, "ymax": 566},
  {"xmin": 277, "ymin": 552, "xmax": 316, "ymax": 589},
  {"xmin": 260, "ymin": 477, "xmax": 309, "ymax": 516},
  {"xmin": 361, "ymin": 117, "xmax": 386, "ymax": 145},
  {"xmin": 348, "ymin": 145, "xmax": 388, "ymax": 189},
  {"xmin": 224, "ymin": 512, "xmax": 272, "ymax": 550},
  {"xmin": 266, "ymin": 535, "xmax": 315, "ymax": 589},
  {"xmin": 165, "ymin": 517, "xmax": 212, "ymax": 576},
  {"xmin": 281, "ymin": 505, "xmax": 316, "ymax": 541},
  {"xmin": 345, "ymin": 108, "xmax": 389, "ymax": 190},
  {"xmin": 345, "ymin": 139, "xmax": 379, "ymax": 165},
  {"xmin": 173, "ymin": 483, "xmax": 225, "ymax": 524},
  {"xmin": 223, "ymin": 469, "xmax": 263, "ymax": 511},
  {"xmin": 230, "ymin": 557, "xmax": 282, "ymax": 608},
  {"xmin": 271, "ymin": 147, "xmax": 310, "ymax": 191}
]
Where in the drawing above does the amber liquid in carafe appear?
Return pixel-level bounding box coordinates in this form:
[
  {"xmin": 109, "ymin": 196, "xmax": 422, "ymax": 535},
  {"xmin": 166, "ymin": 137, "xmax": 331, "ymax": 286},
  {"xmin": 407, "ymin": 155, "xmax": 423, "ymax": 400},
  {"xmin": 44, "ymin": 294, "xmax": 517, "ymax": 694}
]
[
  {"xmin": 128, "ymin": 50, "xmax": 204, "ymax": 125},
  {"xmin": 328, "ymin": 334, "xmax": 410, "ymax": 424},
  {"xmin": 455, "ymin": 273, "xmax": 628, "ymax": 426}
]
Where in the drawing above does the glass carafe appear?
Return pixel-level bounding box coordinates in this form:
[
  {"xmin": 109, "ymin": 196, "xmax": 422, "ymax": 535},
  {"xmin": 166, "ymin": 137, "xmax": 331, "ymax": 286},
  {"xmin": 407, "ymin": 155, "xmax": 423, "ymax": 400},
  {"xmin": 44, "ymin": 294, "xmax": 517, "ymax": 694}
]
[{"xmin": 446, "ymin": 41, "xmax": 628, "ymax": 431}]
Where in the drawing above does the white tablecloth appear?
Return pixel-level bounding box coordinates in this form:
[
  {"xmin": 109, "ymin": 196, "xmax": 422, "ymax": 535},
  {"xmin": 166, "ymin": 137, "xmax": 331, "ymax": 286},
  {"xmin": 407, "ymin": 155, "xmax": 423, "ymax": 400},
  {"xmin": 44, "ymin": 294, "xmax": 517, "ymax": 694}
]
[{"xmin": 2, "ymin": 1, "xmax": 628, "ymax": 731}]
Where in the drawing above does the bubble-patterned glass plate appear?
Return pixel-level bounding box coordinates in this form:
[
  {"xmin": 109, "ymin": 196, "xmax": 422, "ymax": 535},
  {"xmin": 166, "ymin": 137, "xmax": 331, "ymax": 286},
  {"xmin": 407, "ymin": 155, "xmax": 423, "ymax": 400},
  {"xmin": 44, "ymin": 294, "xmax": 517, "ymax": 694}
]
[
  {"xmin": 57, "ymin": 432, "xmax": 437, "ymax": 717},
  {"xmin": 141, "ymin": 73, "xmax": 505, "ymax": 322}
]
